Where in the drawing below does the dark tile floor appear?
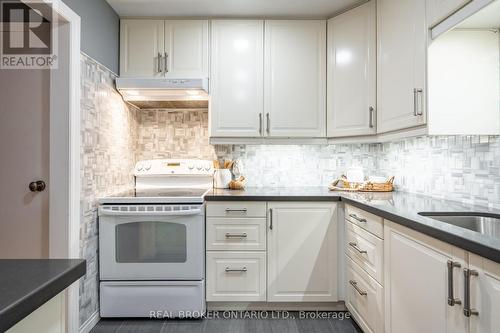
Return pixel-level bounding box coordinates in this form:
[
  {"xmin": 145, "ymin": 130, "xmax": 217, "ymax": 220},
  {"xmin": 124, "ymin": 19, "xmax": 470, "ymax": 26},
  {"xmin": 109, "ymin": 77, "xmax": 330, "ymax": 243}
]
[{"xmin": 91, "ymin": 312, "xmax": 363, "ymax": 333}]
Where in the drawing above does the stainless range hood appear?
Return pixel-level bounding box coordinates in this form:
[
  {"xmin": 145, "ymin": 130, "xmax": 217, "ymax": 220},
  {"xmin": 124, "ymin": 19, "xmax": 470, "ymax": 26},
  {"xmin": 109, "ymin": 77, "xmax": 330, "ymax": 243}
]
[{"xmin": 115, "ymin": 78, "xmax": 209, "ymax": 109}]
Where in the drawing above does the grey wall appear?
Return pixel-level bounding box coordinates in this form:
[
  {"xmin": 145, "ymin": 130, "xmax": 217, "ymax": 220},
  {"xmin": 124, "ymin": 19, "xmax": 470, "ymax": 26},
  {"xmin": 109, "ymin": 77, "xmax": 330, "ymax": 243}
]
[{"xmin": 63, "ymin": 0, "xmax": 119, "ymax": 73}]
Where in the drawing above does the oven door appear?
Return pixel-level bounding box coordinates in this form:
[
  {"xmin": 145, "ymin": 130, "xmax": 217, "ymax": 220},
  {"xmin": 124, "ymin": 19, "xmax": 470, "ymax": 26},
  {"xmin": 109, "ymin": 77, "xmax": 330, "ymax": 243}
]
[{"xmin": 98, "ymin": 204, "xmax": 204, "ymax": 280}]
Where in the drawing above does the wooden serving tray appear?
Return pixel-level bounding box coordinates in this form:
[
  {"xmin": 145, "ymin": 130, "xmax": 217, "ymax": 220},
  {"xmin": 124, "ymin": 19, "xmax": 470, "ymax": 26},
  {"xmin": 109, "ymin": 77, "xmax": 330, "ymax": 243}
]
[{"xmin": 329, "ymin": 176, "xmax": 395, "ymax": 193}]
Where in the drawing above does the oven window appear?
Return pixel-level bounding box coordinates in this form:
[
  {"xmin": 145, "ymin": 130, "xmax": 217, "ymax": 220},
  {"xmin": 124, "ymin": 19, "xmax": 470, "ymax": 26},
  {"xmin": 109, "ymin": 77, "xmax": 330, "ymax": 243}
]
[{"xmin": 115, "ymin": 222, "xmax": 187, "ymax": 263}]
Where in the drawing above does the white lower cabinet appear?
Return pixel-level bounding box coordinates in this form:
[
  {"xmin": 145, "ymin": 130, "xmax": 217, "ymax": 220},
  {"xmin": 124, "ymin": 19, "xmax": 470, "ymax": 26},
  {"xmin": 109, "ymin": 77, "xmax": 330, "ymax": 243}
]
[
  {"xmin": 206, "ymin": 251, "xmax": 266, "ymax": 302},
  {"xmin": 206, "ymin": 201, "xmax": 338, "ymax": 305},
  {"xmin": 346, "ymin": 255, "xmax": 384, "ymax": 333},
  {"xmin": 267, "ymin": 202, "xmax": 338, "ymax": 302},
  {"xmin": 469, "ymin": 253, "xmax": 500, "ymax": 333},
  {"xmin": 385, "ymin": 220, "xmax": 469, "ymax": 333}
]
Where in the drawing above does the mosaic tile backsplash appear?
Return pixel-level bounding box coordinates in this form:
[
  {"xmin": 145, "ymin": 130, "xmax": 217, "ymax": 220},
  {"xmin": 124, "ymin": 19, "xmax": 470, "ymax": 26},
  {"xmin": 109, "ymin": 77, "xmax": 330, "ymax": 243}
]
[{"xmin": 79, "ymin": 54, "xmax": 138, "ymax": 326}]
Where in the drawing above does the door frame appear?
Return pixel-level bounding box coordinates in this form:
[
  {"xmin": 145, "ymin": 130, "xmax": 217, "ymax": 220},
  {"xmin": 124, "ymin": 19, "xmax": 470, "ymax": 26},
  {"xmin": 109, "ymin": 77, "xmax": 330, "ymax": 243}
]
[{"xmin": 20, "ymin": 0, "xmax": 82, "ymax": 331}]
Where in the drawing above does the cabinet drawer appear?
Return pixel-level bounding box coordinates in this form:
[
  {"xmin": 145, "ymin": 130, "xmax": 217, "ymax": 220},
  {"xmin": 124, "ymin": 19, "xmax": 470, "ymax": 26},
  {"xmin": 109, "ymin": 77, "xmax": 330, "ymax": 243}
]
[
  {"xmin": 346, "ymin": 221, "xmax": 384, "ymax": 284},
  {"xmin": 345, "ymin": 204, "xmax": 384, "ymax": 238},
  {"xmin": 206, "ymin": 252, "xmax": 266, "ymax": 302},
  {"xmin": 206, "ymin": 218, "xmax": 267, "ymax": 251},
  {"xmin": 206, "ymin": 202, "xmax": 267, "ymax": 218},
  {"xmin": 346, "ymin": 255, "xmax": 384, "ymax": 333}
]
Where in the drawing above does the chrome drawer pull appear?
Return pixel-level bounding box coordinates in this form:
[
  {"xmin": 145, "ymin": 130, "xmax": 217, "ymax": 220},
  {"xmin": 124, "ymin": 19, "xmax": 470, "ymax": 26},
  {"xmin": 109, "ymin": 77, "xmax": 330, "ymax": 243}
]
[
  {"xmin": 349, "ymin": 280, "xmax": 367, "ymax": 296},
  {"xmin": 225, "ymin": 267, "xmax": 247, "ymax": 273},
  {"xmin": 349, "ymin": 214, "xmax": 367, "ymax": 223},
  {"xmin": 225, "ymin": 233, "xmax": 248, "ymax": 239},
  {"xmin": 225, "ymin": 208, "xmax": 247, "ymax": 213},
  {"xmin": 349, "ymin": 242, "xmax": 368, "ymax": 254},
  {"xmin": 447, "ymin": 260, "xmax": 462, "ymax": 306},
  {"xmin": 463, "ymin": 268, "xmax": 479, "ymax": 317}
]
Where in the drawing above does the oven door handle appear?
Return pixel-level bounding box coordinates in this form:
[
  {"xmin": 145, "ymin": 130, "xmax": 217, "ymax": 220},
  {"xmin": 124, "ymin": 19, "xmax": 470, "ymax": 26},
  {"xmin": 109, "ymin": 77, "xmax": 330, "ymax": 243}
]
[{"xmin": 98, "ymin": 207, "xmax": 203, "ymax": 216}]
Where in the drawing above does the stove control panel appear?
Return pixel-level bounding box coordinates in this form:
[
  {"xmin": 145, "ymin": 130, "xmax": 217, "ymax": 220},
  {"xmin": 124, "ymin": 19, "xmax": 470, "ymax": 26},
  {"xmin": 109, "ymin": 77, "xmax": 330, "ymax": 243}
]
[{"xmin": 134, "ymin": 159, "xmax": 213, "ymax": 176}]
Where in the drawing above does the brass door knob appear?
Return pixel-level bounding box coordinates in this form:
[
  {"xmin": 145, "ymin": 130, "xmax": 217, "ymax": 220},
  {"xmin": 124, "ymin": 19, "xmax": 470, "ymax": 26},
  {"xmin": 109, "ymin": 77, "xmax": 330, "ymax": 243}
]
[{"xmin": 29, "ymin": 180, "xmax": 46, "ymax": 192}]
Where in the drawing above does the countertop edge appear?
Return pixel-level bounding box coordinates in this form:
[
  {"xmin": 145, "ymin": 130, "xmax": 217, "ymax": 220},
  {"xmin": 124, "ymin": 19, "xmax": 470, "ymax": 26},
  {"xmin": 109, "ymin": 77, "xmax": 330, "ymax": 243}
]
[
  {"xmin": 0, "ymin": 260, "xmax": 86, "ymax": 332},
  {"xmin": 205, "ymin": 195, "xmax": 342, "ymax": 202},
  {"xmin": 340, "ymin": 197, "xmax": 500, "ymax": 264}
]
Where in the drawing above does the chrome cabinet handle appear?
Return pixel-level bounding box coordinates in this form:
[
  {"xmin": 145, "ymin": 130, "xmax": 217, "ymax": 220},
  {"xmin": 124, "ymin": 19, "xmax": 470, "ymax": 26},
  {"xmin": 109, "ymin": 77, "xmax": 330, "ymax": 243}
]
[
  {"xmin": 266, "ymin": 113, "xmax": 270, "ymax": 135},
  {"xmin": 413, "ymin": 88, "xmax": 423, "ymax": 116},
  {"xmin": 225, "ymin": 208, "xmax": 247, "ymax": 213},
  {"xmin": 225, "ymin": 267, "xmax": 247, "ymax": 273},
  {"xmin": 164, "ymin": 52, "xmax": 169, "ymax": 73},
  {"xmin": 349, "ymin": 213, "xmax": 367, "ymax": 223},
  {"xmin": 259, "ymin": 113, "xmax": 263, "ymax": 135},
  {"xmin": 463, "ymin": 268, "xmax": 479, "ymax": 317},
  {"xmin": 349, "ymin": 242, "xmax": 368, "ymax": 254},
  {"xmin": 447, "ymin": 260, "xmax": 462, "ymax": 306},
  {"xmin": 157, "ymin": 52, "xmax": 162, "ymax": 73},
  {"xmin": 269, "ymin": 208, "xmax": 273, "ymax": 230},
  {"xmin": 349, "ymin": 280, "xmax": 367, "ymax": 296},
  {"xmin": 369, "ymin": 106, "xmax": 375, "ymax": 128},
  {"xmin": 225, "ymin": 233, "xmax": 248, "ymax": 239}
]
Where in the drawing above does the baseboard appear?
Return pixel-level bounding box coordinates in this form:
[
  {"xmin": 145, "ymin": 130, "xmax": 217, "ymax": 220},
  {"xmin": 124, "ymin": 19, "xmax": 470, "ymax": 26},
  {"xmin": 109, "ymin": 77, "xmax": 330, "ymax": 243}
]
[
  {"xmin": 207, "ymin": 301, "xmax": 347, "ymax": 311},
  {"xmin": 79, "ymin": 310, "xmax": 100, "ymax": 333}
]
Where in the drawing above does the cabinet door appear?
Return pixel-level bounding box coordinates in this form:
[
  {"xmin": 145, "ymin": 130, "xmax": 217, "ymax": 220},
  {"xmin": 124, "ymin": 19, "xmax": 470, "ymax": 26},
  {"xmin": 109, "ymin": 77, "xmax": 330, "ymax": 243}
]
[
  {"xmin": 469, "ymin": 253, "xmax": 500, "ymax": 333},
  {"xmin": 327, "ymin": 1, "xmax": 376, "ymax": 138},
  {"xmin": 120, "ymin": 20, "xmax": 164, "ymax": 77},
  {"xmin": 264, "ymin": 20, "xmax": 326, "ymax": 137},
  {"xmin": 384, "ymin": 221, "xmax": 468, "ymax": 333},
  {"xmin": 210, "ymin": 20, "xmax": 264, "ymax": 137},
  {"xmin": 164, "ymin": 20, "xmax": 208, "ymax": 78},
  {"xmin": 377, "ymin": 0, "xmax": 427, "ymax": 133},
  {"xmin": 267, "ymin": 202, "xmax": 337, "ymax": 302},
  {"xmin": 427, "ymin": 0, "xmax": 471, "ymax": 27}
]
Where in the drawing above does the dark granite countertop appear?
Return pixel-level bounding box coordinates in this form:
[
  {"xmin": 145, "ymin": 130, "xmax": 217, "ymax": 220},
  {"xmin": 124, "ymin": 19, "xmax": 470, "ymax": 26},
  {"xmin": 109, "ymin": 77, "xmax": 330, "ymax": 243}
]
[
  {"xmin": 207, "ymin": 187, "xmax": 342, "ymax": 201},
  {"xmin": 0, "ymin": 259, "xmax": 86, "ymax": 332},
  {"xmin": 206, "ymin": 187, "xmax": 500, "ymax": 263}
]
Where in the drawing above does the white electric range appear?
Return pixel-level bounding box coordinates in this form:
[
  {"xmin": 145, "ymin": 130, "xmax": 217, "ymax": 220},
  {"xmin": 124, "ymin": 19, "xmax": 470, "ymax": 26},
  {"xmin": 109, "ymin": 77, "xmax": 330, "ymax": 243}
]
[{"xmin": 98, "ymin": 159, "xmax": 213, "ymax": 318}]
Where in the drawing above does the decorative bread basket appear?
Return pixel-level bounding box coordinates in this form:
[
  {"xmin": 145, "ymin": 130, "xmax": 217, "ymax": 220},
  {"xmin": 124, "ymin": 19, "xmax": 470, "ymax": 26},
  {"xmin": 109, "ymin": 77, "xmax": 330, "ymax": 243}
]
[{"xmin": 329, "ymin": 176, "xmax": 395, "ymax": 192}]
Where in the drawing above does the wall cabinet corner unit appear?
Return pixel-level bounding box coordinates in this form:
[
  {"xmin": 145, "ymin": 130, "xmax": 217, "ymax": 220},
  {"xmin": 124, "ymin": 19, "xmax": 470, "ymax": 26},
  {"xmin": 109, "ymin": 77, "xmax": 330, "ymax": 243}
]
[
  {"xmin": 327, "ymin": 1, "xmax": 377, "ymax": 138},
  {"xmin": 120, "ymin": 19, "xmax": 208, "ymax": 78},
  {"xmin": 377, "ymin": 0, "xmax": 427, "ymax": 134},
  {"xmin": 205, "ymin": 201, "xmax": 338, "ymax": 304}
]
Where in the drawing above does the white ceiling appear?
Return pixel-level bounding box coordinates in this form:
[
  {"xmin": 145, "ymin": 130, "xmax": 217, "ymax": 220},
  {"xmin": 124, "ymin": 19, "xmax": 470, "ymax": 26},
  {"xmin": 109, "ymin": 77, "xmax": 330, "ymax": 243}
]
[{"xmin": 106, "ymin": 0, "xmax": 366, "ymax": 19}]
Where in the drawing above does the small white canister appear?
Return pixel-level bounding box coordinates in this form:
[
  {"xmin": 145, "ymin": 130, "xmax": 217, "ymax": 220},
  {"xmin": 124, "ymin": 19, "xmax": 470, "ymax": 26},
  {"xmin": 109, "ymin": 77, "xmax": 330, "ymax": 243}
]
[{"xmin": 213, "ymin": 169, "xmax": 232, "ymax": 189}]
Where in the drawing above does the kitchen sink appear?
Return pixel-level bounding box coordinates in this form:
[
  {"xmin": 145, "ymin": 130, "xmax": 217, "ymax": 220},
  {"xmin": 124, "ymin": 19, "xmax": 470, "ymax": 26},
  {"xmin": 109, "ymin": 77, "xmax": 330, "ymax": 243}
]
[{"xmin": 418, "ymin": 212, "xmax": 500, "ymax": 239}]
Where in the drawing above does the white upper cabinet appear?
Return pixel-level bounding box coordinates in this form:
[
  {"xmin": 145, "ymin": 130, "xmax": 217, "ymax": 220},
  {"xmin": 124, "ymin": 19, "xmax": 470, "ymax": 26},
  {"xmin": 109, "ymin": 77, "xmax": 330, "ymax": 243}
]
[
  {"xmin": 210, "ymin": 20, "xmax": 264, "ymax": 137},
  {"xmin": 264, "ymin": 20, "xmax": 326, "ymax": 138},
  {"xmin": 327, "ymin": 1, "xmax": 376, "ymax": 138},
  {"xmin": 120, "ymin": 19, "xmax": 208, "ymax": 78},
  {"xmin": 267, "ymin": 202, "xmax": 337, "ymax": 302},
  {"xmin": 427, "ymin": 0, "xmax": 472, "ymax": 27},
  {"xmin": 164, "ymin": 20, "xmax": 209, "ymax": 78},
  {"xmin": 120, "ymin": 20, "xmax": 165, "ymax": 77},
  {"xmin": 377, "ymin": 0, "xmax": 427, "ymax": 134}
]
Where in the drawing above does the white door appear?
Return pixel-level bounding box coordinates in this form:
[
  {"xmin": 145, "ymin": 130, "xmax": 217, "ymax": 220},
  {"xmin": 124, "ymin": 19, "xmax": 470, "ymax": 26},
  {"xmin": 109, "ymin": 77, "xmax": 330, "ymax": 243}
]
[
  {"xmin": 327, "ymin": 1, "xmax": 376, "ymax": 137},
  {"xmin": 377, "ymin": 0, "xmax": 427, "ymax": 133},
  {"xmin": 384, "ymin": 222, "xmax": 468, "ymax": 333},
  {"xmin": 120, "ymin": 19, "xmax": 165, "ymax": 77},
  {"xmin": 267, "ymin": 202, "xmax": 337, "ymax": 302},
  {"xmin": 0, "ymin": 69, "xmax": 50, "ymax": 258},
  {"xmin": 264, "ymin": 20, "xmax": 326, "ymax": 137},
  {"xmin": 427, "ymin": 0, "xmax": 472, "ymax": 27},
  {"xmin": 210, "ymin": 20, "xmax": 264, "ymax": 137},
  {"xmin": 164, "ymin": 20, "xmax": 208, "ymax": 78},
  {"xmin": 469, "ymin": 253, "xmax": 500, "ymax": 333}
]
